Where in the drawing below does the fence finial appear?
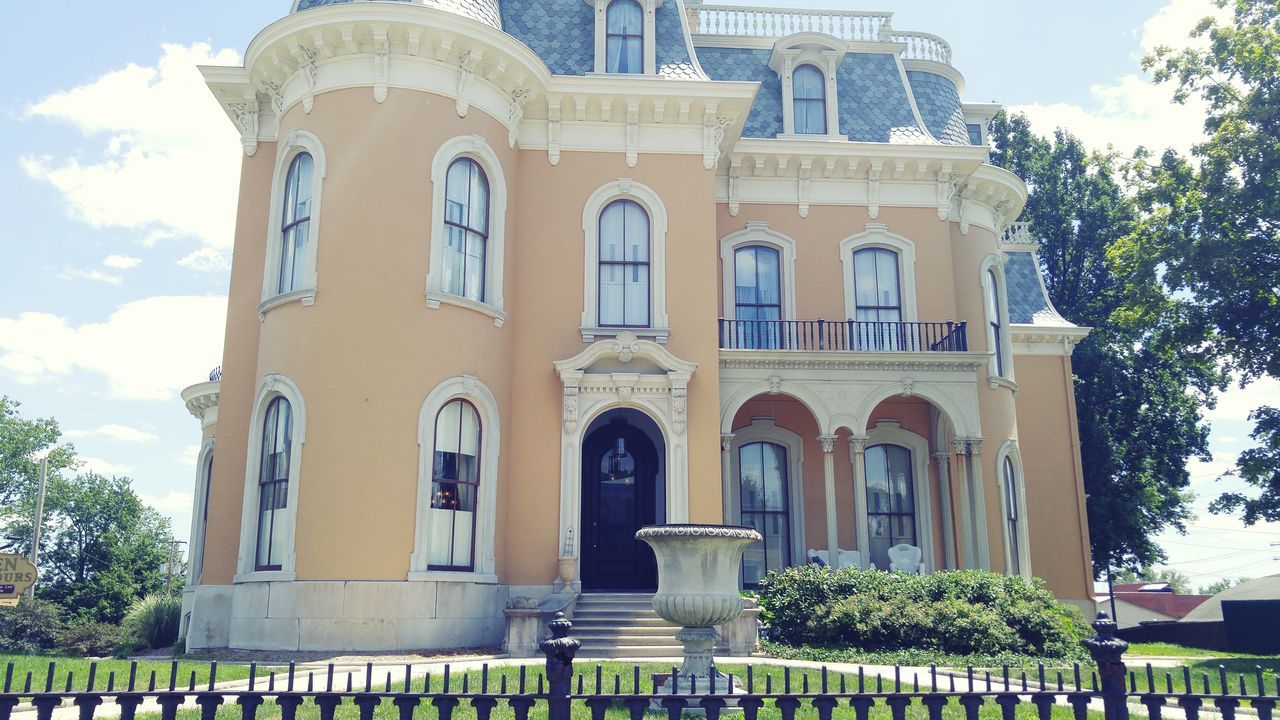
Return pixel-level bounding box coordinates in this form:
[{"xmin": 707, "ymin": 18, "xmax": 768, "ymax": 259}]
[
  {"xmin": 1084, "ymin": 611, "xmax": 1131, "ymax": 720},
  {"xmin": 541, "ymin": 613, "xmax": 580, "ymax": 720}
]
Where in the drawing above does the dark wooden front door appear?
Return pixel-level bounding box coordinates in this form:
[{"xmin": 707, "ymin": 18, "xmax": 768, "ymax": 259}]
[{"xmin": 581, "ymin": 422, "xmax": 659, "ymax": 591}]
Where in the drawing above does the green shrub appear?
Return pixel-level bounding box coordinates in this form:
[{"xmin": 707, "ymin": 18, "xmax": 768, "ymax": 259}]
[
  {"xmin": 758, "ymin": 566, "xmax": 1089, "ymax": 659},
  {"xmin": 0, "ymin": 598, "xmax": 63, "ymax": 653},
  {"xmin": 59, "ymin": 620, "xmax": 125, "ymax": 657},
  {"xmin": 122, "ymin": 593, "xmax": 182, "ymax": 650}
]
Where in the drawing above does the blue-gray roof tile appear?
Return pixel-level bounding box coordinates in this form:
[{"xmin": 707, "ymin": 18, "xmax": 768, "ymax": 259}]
[{"xmin": 907, "ymin": 71, "xmax": 970, "ymax": 145}]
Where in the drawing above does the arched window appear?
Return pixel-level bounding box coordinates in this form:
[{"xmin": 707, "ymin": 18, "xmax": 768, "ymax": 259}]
[
  {"xmin": 255, "ymin": 397, "xmax": 293, "ymax": 571},
  {"xmin": 793, "ymin": 64, "xmax": 827, "ymax": 135},
  {"xmin": 606, "ymin": 0, "xmax": 644, "ymax": 74},
  {"xmin": 598, "ymin": 199, "xmax": 651, "ymax": 328},
  {"xmin": 192, "ymin": 451, "xmax": 213, "ymax": 584},
  {"xmin": 986, "ymin": 268, "xmax": 1007, "ymax": 377},
  {"xmin": 734, "ymin": 245, "xmax": 782, "ymax": 349},
  {"xmin": 429, "ymin": 399, "xmax": 482, "ymax": 571},
  {"xmin": 739, "ymin": 441, "xmax": 791, "ymax": 587},
  {"xmin": 443, "ymin": 158, "xmax": 490, "ymax": 303},
  {"xmin": 864, "ymin": 444, "xmax": 916, "ymax": 570},
  {"xmin": 277, "ymin": 153, "xmax": 315, "ymax": 295},
  {"xmin": 1003, "ymin": 456, "xmax": 1021, "ymax": 576},
  {"xmin": 852, "ymin": 248, "xmax": 902, "ymax": 350}
]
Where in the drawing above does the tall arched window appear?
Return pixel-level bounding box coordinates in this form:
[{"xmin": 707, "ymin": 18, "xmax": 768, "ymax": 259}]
[
  {"xmin": 986, "ymin": 268, "xmax": 1007, "ymax": 377},
  {"xmin": 1003, "ymin": 456, "xmax": 1022, "ymax": 576},
  {"xmin": 255, "ymin": 397, "xmax": 293, "ymax": 571},
  {"xmin": 192, "ymin": 451, "xmax": 213, "ymax": 584},
  {"xmin": 443, "ymin": 158, "xmax": 490, "ymax": 303},
  {"xmin": 864, "ymin": 444, "xmax": 916, "ymax": 570},
  {"xmin": 852, "ymin": 248, "xmax": 902, "ymax": 350},
  {"xmin": 793, "ymin": 65, "xmax": 827, "ymax": 135},
  {"xmin": 739, "ymin": 441, "xmax": 791, "ymax": 587},
  {"xmin": 734, "ymin": 245, "xmax": 782, "ymax": 348},
  {"xmin": 430, "ymin": 399, "xmax": 482, "ymax": 571},
  {"xmin": 606, "ymin": 0, "xmax": 644, "ymax": 74},
  {"xmin": 598, "ymin": 199, "xmax": 651, "ymax": 328},
  {"xmin": 277, "ymin": 153, "xmax": 315, "ymax": 295}
]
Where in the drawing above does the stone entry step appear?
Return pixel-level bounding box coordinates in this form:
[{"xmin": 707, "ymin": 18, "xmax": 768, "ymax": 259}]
[{"xmin": 571, "ymin": 592, "xmax": 685, "ymax": 659}]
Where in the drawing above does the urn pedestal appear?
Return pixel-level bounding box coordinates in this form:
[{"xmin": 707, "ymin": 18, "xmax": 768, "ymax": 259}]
[{"xmin": 636, "ymin": 524, "xmax": 762, "ymax": 710}]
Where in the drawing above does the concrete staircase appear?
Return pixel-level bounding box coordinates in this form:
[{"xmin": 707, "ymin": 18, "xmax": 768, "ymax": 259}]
[{"xmin": 570, "ymin": 593, "xmax": 683, "ymax": 658}]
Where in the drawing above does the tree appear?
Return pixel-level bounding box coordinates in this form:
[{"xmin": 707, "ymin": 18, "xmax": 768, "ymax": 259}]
[
  {"xmin": 2, "ymin": 473, "xmax": 180, "ymax": 623},
  {"xmin": 1114, "ymin": 567, "xmax": 1193, "ymax": 594},
  {"xmin": 1135, "ymin": 0, "xmax": 1280, "ymax": 521},
  {"xmin": 0, "ymin": 396, "xmax": 76, "ymax": 506},
  {"xmin": 1198, "ymin": 577, "xmax": 1251, "ymax": 595},
  {"xmin": 989, "ymin": 113, "xmax": 1224, "ymax": 575}
]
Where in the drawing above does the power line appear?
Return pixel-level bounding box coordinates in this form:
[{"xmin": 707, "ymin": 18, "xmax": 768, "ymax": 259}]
[
  {"xmin": 1186, "ymin": 523, "xmax": 1280, "ymax": 536},
  {"xmin": 1160, "ymin": 538, "xmax": 1273, "ymax": 551}
]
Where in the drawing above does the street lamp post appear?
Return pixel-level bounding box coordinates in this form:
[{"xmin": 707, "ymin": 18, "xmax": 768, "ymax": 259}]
[{"xmin": 28, "ymin": 455, "xmax": 48, "ymax": 599}]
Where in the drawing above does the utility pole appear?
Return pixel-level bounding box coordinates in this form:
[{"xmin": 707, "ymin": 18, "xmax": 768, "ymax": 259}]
[
  {"xmin": 28, "ymin": 455, "xmax": 48, "ymax": 599},
  {"xmin": 165, "ymin": 540, "xmax": 187, "ymax": 593}
]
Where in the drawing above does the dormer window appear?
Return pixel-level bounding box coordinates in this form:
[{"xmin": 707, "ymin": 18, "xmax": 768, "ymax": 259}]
[
  {"xmin": 590, "ymin": 0, "xmax": 661, "ymax": 75},
  {"xmin": 768, "ymin": 34, "xmax": 847, "ymax": 139},
  {"xmin": 792, "ymin": 65, "xmax": 827, "ymax": 135},
  {"xmin": 606, "ymin": 0, "xmax": 644, "ymax": 73}
]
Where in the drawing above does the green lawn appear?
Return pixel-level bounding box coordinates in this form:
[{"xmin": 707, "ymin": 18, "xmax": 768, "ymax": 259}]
[
  {"xmin": 0, "ymin": 654, "xmax": 270, "ymax": 693},
  {"xmin": 962, "ymin": 658, "xmax": 1280, "ymax": 698},
  {"xmin": 127, "ymin": 664, "xmax": 1103, "ymax": 720},
  {"xmin": 1126, "ymin": 643, "xmax": 1275, "ymax": 660}
]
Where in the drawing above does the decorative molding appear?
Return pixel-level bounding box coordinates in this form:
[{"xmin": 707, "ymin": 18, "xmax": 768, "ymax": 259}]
[
  {"xmin": 260, "ymin": 129, "xmax": 327, "ymax": 312},
  {"xmin": 181, "ymin": 381, "xmax": 222, "ymax": 429},
  {"xmin": 818, "ymin": 434, "xmax": 838, "ymax": 454},
  {"xmin": 719, "ymin": 351, "xmax": 986, "ymax": 373},
  {"xmin": 580, "ymin": 179, "xmax": 670, "ymax": 336},
  {"xmin": 719, "ymin": 221, "xmax": 799, "ymax": 322},
  {"xmin": 235, "ymin": 373, "xmax": 307, "ymax": 580},
  {"xmin": 372, "ymin": 24, "xmax": 390, "ymax": 103},
  {"xmin": 839, "ymin": 224, "xmax": 919, "ymax": 324}
]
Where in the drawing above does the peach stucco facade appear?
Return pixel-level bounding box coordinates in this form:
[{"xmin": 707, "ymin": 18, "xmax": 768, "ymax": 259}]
[{"xmin": 178, "ymin": 0, "xmax": 1095, "ymax": 651}]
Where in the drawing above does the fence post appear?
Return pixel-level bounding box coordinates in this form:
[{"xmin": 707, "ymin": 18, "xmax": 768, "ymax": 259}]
[
  {"xmin": 1084, "ymin": 611, "xmax": 1130, "ymax": 720},
  {"xmin": 540, "ymin": 612, "xmax": 580, "ymax": 720}
]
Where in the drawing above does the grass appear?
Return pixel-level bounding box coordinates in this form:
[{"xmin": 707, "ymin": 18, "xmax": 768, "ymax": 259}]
[
  {"xmin": 0, "ymin": 654, "xmax": 271, "ymax": 694},
  {"xmin": 125, "ymin": 663, "xmax": 1103, "ymax": 720},
  {"xmin": 1126, "ymin": 643, "xmax": 1274, "ymax": 659},
  {"xmin": 958, "ymin": 657, "xmax": 1280, "ymax": 698}
]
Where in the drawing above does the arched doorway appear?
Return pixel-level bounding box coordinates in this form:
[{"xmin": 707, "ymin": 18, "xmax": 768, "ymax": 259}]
[{"xmin": 581, "ymin": 410, "xmax": 664, "ymax": 591}]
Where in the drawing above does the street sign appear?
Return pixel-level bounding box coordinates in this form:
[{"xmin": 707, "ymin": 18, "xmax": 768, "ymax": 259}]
[{"xmin": 0, "ymin": 554, "xmax": 37, "ymax": 606}]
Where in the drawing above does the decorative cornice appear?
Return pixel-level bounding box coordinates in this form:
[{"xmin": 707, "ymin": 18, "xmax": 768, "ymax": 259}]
[
  {"xmin": 1010, "ymin": 325, "xmax": 1092, "ymax": 356},
  {"xmin": 635, "ymin": 524, "xmax": 762, "ymax": 541},
  {"xmin": 719, "ymin": 350, "xmax": 986, "ymax": 374},
  {"xmin": 181, "ymin": 380, "xmax": 221, "ymax": 429}
]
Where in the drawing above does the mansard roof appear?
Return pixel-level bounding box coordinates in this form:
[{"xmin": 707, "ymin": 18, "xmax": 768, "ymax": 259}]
[
  {"xmin": 294, "ymin": 0, "xmax": 503, "ymax": 29},
  {"xmin": 1005, "ymin": 250, "xmax": 1074, "ymax": 327}
]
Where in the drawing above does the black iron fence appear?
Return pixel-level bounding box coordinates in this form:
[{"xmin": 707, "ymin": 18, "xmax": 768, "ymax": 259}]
[
  {"xmin": 719, "ymin": 319, "xmax": 968, "ymax": 353},
  {"xmin": 1, "ymin": 613, "xmax": 1276, "ymax": 720}
]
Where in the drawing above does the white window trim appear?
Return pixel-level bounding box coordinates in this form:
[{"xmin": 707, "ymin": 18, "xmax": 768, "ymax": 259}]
[
  {"xmin": 839, "ymin": 223, "xmax": 919, "ymax": 323},
  {"xmin": 235, "ymin": 373, "xmax": 307, "ymax": 583},
  {"xmin": 768, "ymin": 35, "xmax": 846, "ymax": 140},
  {"xmin": 260, "ymin": 130, "xmax": 327, "ymax": 317},
  {"xmin": 980, "ymin": 254, "xmax": 1017, "ymax": 388},
  {"xmin": 427, "ymin": 135, "xmax": 508, "ymax": 326},
  {"xmin": 185, "ymin": 438, "xmax": 215, "ymax": 588},
  {"xmin": 719, "ymin": 221, "xmax": 798, "ymax": 321},
  {"xmin": 409, "ymin": 375, "xmax": 501, "ymax": 581},
  {"xmin": 589, "ymin": 0, "xmax": 662, "ymax": 75},
  {"xmin": 856, "ymin": 420, "xmax": 935, "ymax": 573},
  {"xmin": 995, "ymin": 440, "xmax": 1033, "ymax": 579},
  {"xmin": 725, "ymin": 418, "xmax": 807, "ymax": 573},
  {"xmin": 581, "ymin": 178, "xmax": 670, "ymax": 342}
]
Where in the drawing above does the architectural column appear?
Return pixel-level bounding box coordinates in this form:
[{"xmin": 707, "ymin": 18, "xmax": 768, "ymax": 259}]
[
  {"xmin": 819, "ymin": 434, "xmax": 840, "ymax": 563},
  {"xmin": 933, "ymin": 451, "xmax": 957, "ymax": 570},
  {"xmin": 967, "ymin": 439, "xmax": 990, "ymax": 570},
  {"xmin": 953, "ymin": 438, "xmax": 989, "ymax": 571},
  {"xmin": 849, "ymin": 436, "xmax": 869, "ymax": 568},
  {"xmin": 721, "ymin": 433, "xmax": 735, "ymax": 523}
]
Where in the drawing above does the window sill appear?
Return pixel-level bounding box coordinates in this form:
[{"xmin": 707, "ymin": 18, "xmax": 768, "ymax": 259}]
[
  {"xmin": 258, "ymin": 289, "xmax": 316, "ymax": 319},
  {"xmin": 426, "ymin": 291, "xmax": 506, "ymax": 327},
  {"xmin": 988, "ymin": 376, "xmax": 1020, "ymax": 394},
  {"xmin": 406, "ymin": 571, "xmax": 500, "ymax": 584},
  {"xmin": 233, "ymin": 570, "xmax": 296, "ymax": 584},
  {"xmin": 581, "ymin": 327, "xmax": 669, "ymax": 344}
]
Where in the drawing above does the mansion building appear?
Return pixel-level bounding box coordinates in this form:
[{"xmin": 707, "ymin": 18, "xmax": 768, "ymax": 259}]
[{"xmin": 179, "ymin": 0, "xmax": 1094, "ymax": 651}]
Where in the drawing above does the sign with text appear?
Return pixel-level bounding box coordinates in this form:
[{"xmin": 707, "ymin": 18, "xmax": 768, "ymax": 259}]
[{"xmin": 0, "ymin": 554, "xmax": 37, "ymax": 606}]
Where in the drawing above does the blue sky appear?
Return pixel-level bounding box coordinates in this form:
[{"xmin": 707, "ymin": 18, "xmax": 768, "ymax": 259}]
[{"xmin": 0, "ymin": 0, "xmax": 1275, "ymax": 587}]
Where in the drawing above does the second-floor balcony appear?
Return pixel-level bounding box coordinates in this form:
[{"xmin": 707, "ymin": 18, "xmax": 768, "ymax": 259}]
[{"xmin": 718, "ymin": 319, "xmax": 968, "ymax": 352}]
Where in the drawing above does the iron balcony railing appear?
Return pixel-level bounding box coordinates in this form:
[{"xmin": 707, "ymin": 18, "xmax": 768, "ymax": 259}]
[{"xmin": 719, "ymin": 319, "xmax": 967, "ymax": 352}]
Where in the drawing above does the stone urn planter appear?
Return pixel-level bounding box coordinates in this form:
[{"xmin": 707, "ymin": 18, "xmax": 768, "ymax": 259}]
[
  {"xmin": 556, "ymin": 555, "xmax": 578, "ymax": 590},
  {"xmin": 636, "ymin": 524, "xmax": 761, "ymax": 698}
]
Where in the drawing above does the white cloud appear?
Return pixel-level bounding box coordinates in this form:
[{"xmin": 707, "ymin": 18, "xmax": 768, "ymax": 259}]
[
  {"xmin": 56, "ymin": 267, "xmax": 123, "ymax": 285},
  {"xmin": 0, "ymin": 295, "xmax": 228, "ymax": 400},
  {"xmin": 103, "ymin": 255, "xmax": 142, "ymax": 270},
  {"xmin": 141, "ymin": 490, "xmax": 193, "ymax": 517},
  {"xmin": 1205, "ymin": 376, "xmax": 1280, "ymax": 424},
  {"xmin": 22, "ymin": 43, "xmax": 242, "ymax": 262},
  {"xmin": 65, "ymin": 424, "xmax": 159, "ymax": 443},
  {"xmin": 175, "ymin": 444, "xmax": 201, "ymax": 468},
  {"xmin": 79, "ymin": 456, "xmax": 135, "ymax": 476},
  {"xmin": 1008, "ymin": 0, "xmax": 1228, "ymax": 156},
  {"xmin": 177, "ymin": 247, "xmax": 232, "ymax": 272}
]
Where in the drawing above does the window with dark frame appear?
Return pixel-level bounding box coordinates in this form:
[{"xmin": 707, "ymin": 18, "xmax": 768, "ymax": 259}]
[
  {"xmin": 254, "ymin": 397, "xmax": 293, "ymax": 572},
  {"xmin": 793, "ymin": 64, "xmax": 827, "ymax": 135},
  {"xmin": 734, "ymin": 245, "xmax": 782, "ymax": 349},
  {"xmin": 863, "ymin": 444, "xmax": 917, "ymax": 570},
  {"xmin": 430, "ymin": 399, "xmax": 481, "ymax": 572},
  {"xmin": 443, "ymin": 158, "xmax": 490, "ymax": 303},
  {"xmin": 195, "ymin": 452, "xmax": 213, "ymax": 583},
  {"xmin": 1004, "ymin": 456, "xmax": 1021, "ymax": 576},
  {"xmin": 277, "ymin": 153, "xmax": 315, "ymax": 295},
  {"xmin": 852, "ymin": 247, "xmax": 903, "ymax": 350},
  {"xmin": 987, "ymin": 268, "xmax": 1007, "ymax": 377},
  {"xmin": 605, "ymin": 0, "xmax": 644, "ymax": 74},
  {"xmin": 739, "ymin": 441, "xmax": 791, "ymax": 588},
  {"xmin": 598, "ymin": 199, "xmax": 651, "ymax": 328}
]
